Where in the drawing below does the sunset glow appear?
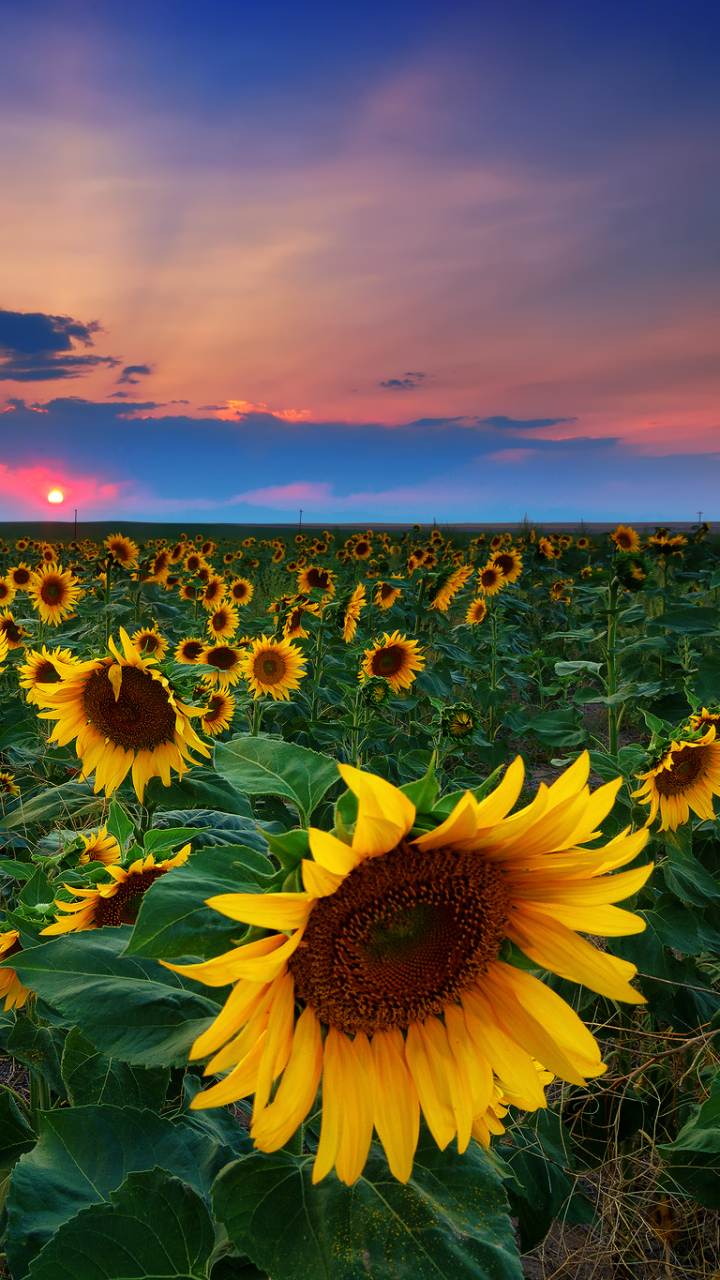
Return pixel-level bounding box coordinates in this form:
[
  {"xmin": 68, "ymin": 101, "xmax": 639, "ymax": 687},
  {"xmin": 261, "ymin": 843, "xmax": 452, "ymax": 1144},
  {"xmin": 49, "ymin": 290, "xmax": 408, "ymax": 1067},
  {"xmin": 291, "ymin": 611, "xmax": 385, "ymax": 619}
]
[{"xmin": 47, "ymin": 491, "xmax": 64, "ymax": 504}]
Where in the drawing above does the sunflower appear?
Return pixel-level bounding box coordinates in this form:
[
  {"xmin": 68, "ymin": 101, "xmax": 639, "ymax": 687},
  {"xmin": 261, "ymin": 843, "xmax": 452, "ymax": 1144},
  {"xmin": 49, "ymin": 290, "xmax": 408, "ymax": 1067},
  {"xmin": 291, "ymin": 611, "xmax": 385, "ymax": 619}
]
[
  {"xmin": 184, "ymin": 552, "xmax": 206, "ymax": 575},
  {"xmin": 272, "ymin": 547, "xmax": 285, "ymax": 563},
  {"xmin": 297, "ymin": 565, "xmax": 336, "ymax": 599},
  {"xmin": 164, "ymin": 755, "xmax": 650, "ymax": 1185},
  {"xmin": 441, "ymin": 703, "xmax": 478, "ymax": 740},
  {"xmin": 0, "ymin": 610, "xmax": 29, "ymax": 649},
  {"xmin": 631, "ymin": 726, "xmax": 720, "ymax": 830},
  {"xmin": 538, "ymin": 537, "xmax": 561, "ymax": 560},
  {"xmin": 169, "ymin": 542, "xmax": 186, "ymax": 564},
  {"xmin": 353, "ymin": 539, "xmax": 372, "ymax": 561},
  {"xmin": 42, "ymin": 847, "xmax": 191, "ymax": 934},
  {"xmin": 0, "ymin": 578, "xmax": 16, "ymax": 607},
  {"xmin": 35, "ymin": 628, "xmax": 210, "ymax": 801},
  {"xmin": 611, "ymin": 525, "xmax": 640, "ymax": 553},
  {"xmin": 228, "ymin": 577, "xmax": 254, "ymax": 606},
  {"xmin": 200, "ymin": 691, "xmax": 236, "ymax": 737},
  {"xmin": 198, "ymin": 643, "xmax": 247, "ymax": 689},
  {"xmin": 283, "ymin": 600, "xmax": 320, "ymax": 640},
  {"xmin": 0, "ymin": 772, "xmax": 19, "ymax": 797},
  {"xmin": 0, "ymin": 931, "xmax": 31, "ymax": 1010},
  {"xmin": 576, "ymin": 537, "xmax": 591, "ymax": 551},
  {"xmin": 491, "ymin": 549, "xmax": 523, "ymax": 584},
  {"xmin": 550, "ymin": 579, "xmax": 573, "ymax": 605},
  {"xmin": 7, "ymin": 564, "xmax": 33, "ymax": 591},
  {"xmin": 476, "ymin": 563, "xmax": 506, "ymax": 597},
  {"xmin": 78, "ymin": 824, "xmax": 122, "ymax": 866},
  {"xmin": 175, "ymin": 637, "xmax": 205, "ymax": 665},
  {"xmin": 207, "ymin": 602, "xmax": 239, "ymax": 640},
  {"xmin": 201, "ymin": 577, "xmax": 226, "ymax": 611},
  {"xmin": 465, "ymin": 597, "xmax": 488, "ymax": 626},
  {"xmin": 27, "ymin": 564, "xmax": 83, "ymax": 626},
  {"xmin": 179, "ymin": 583, "xmax": 200, "ymax": 602},
  {"xmin": 17, "ymin": 645, "xmax": 78, "ymax": 704},
  {"xmin": 428, "ymin": 565, "xmax": 474, "ymax": 612},
  {"xmin": 104, "ymin": 533, "xmax": 139, "ymax": 569},
  {"xmin": 131, "ymin": 624, "xmax": 168, "ymax": 660},
  {"xmin": 241, "ymin": 635, "xmax": 306, "ymax": 701},
  {"xmin": 341, "ymin": 584, "xmax": 366, "ymax": 643},
  {"xmin": 359, "ymin": 632, "xmax": 425, "ymax": 694},
  {"xmin": 375, "ymin": 582, "xmax": 402, "ymax": 610}
]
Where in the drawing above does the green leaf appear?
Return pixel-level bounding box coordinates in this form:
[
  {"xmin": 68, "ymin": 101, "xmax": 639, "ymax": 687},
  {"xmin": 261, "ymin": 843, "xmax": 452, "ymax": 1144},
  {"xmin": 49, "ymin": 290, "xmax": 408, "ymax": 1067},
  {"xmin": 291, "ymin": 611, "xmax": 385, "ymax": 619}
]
[
  {"xmin": 214, "ymin": 738, "xmax": 339, "ymax": 824},
  {"xmin": 6, "ymin": 1105, "xmax": 231, "ymax": 1279},
  {"xmin": 124, "ymin": 848, "xmax": 268, "ymax": 960},
  {"xmin": 524, "ymin": 710, "xmax": 588, "ymax": 748},
  {"xmin": 554, "ymin": 660, "xmax": 603, "ymax": 677},
  {"xmin": 0, "ymin": 783, "xmax": 103, "ymax": 831},
  {"xmin": 144, "ymin": 827, "xmax": 207, "ymax": 855},
  {"xmin": 7, "ymin": 1018, "xmax": 66, "ymax": 1098},
  {"xmin": 650, "ymin": 606, "xmax": 720, "ymax": 634},
  {"xmin": 400, "ymin": 753, "xmax": 440, "ymax": 814},
  {"xmin": 152, "ymin": 811, "xmax": 269, "ymax": 855},
  {"xmin": 499, "ymin": 1112, "xmax": 576, "ymax": 1253},
  {"xmin": 145, "ymin": 769, "xmax": 254, "ymax": 816},
  {"xmin": 6, "ymin": 929, "xmax": 226, "ymax": 1068},
  {"xmin": 106, "ymin": 801, "xmax": 134, "ymax": 853},
  {"xmin": 212, "ymin": 1127, "xmax": 523, "ymax": 1280},
  {"xmin": 662, "ymin": 855, "xmax": 720, "ymax": 905},
  {"xmin": 658, "ymin": 1072, "xmax": 720, "ymax": 1209},
  {"xmin": 18, "ymin": 866, "xmax": 54, "ymax": 909},
  {"xmin": 694, "ymin": 656, "xmax": 720, "ymax": 708},
  {"xmin": 26, "ymin": 1167, "xmax": 216, "ymax": 1280},
  {"xmin": 61, "ymin": 1027, "xmax": 170, "ymax": 1109},
  {"xmin": 0, "ymin": 858, "xmax": 34, "ymax": 883},
  {"xmin": 0, "ymin": 1091, "xmax": 36, "ymax": 1216},
  {"xmin": 264, "ymin": 828, "xmax": 309, "ymax": 871}
]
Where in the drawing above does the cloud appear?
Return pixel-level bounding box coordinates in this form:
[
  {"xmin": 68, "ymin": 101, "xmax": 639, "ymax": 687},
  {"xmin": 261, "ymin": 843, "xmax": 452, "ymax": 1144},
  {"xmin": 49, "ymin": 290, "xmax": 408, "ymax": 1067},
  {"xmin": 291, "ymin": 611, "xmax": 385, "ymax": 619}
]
[
  {"xmin": 478, "ymin": 415, "xmax": 577, "ymax": 430},
  {"xmin": 233, "ymin": 481, "xmax": 334, "ymax": 508},
  {"xmin": 485, "ymin": 448, "xmax": 538, "ymax": 463},
  {"xmin": 0, "ymin": 461, "xmax": 124, "ymax": 513},
  {"xmin": 117, "ymin": 363, "xmax": 152, "ymax": 385},
  {"xmin": 211, "ymin": 398, "xmax": 311, "ymax": 423},
  {"xmin": 379, "ymin": 371, "xmax": 427, "ymax": 390},
  {"xmin": 0, "ymin": 307, "xmax": 120, "ymax": 382}
]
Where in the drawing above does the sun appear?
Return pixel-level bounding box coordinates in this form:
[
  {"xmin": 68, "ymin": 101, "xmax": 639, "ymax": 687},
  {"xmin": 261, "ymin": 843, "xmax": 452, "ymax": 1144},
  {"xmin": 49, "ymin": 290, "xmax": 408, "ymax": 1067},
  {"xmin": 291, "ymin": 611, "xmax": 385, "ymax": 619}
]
[{"xmin": 47, "ymin": 490, "xmax": 64, "ymax": 504}]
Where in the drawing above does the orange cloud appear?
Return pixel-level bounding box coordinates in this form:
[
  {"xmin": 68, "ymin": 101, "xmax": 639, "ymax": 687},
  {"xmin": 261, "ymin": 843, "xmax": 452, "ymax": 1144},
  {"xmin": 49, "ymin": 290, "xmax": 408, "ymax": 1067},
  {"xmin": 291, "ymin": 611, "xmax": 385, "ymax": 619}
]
[{"xmin": 213, "ymin": 399, "xmax": 311, "ymax": 423}]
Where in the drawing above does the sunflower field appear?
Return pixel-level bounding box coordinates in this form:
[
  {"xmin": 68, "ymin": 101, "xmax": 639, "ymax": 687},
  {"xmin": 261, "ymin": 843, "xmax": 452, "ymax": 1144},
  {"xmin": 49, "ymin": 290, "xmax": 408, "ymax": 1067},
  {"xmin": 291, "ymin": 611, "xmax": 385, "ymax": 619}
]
[{"xmin": 0, "ymin": 520, "xmax": 717, "ymax": 1279}]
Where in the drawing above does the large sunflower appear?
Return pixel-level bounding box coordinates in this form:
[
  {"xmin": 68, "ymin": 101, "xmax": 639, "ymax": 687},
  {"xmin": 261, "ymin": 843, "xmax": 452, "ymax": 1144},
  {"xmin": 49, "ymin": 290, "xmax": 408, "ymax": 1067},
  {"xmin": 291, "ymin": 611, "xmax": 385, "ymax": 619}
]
[
  {"xmin": 0, "ymin": 931, "xmax": 31, "ymax": 1010},
  {"xmin": 240, "ymin": 635, "xmax": 306, "ymax": 701},
  {"xmin": 7, "ymin": 564, "xmax": 33, "ymax": 591},
  {"xmin": 35, "ymin": 629, "xmax": 210, "ymax": 801},
  {"xmin": 228, "ymin": 577, "xmax": 254, "ymax": 606},
  {"xmin": 104, "ymin": 533, "xmax": 139, "ymax": 569},
  {"xmin": 375, "ymin": 581, "xmax": 402, "ymax": 610},
  {"xmin": 18, "ymin": 645, "xmax": 79, "ymax": 705},
  {"xmin": 477, "ymin": 563, "xmax": 506, "ymax": 597},
  {"xmin": 359, "ymin": 632, "xmax": 425, "ymax": 694},
  {"xmin": 297, "ymin": 565, "xmax": 336, "ymax": 599},
  {"xmin": 27, "ymin": 564, "xmax": 83, "ymax": 626},
  {"xmin": 207, "ymin": 602, "xmax": 239, "ymax": 641},
  {"xmin": 428, "ymin": 565, "xmax": 474, "ymax": 612},
  {"xmin": 175, "ymin": 636, "xmax": 205, "ymax": 665},
  {"xmin": 201, "ymin": 577, "xmax": 226, "ymax": 611},
  {"xmin": 198, "ymin": 643, "xmax": 247, "ymax": 689},
  {"xmin": 631, "ymin": 726, "xmax": 720, "ymax": 830},
  {"xmin": 165, "ymin": 755, "xmax": 650, "ymax": 1185},
  {"xmin": 491, "ymin": 549, "xmax": 523, "ymax": 585},
  {"xmin": 42, "ymin": 848, "xmax": 190, "ymax": 934},
  {"xmin": 611, "ymin": 525, "xmax": 640, "ymax": 553}
]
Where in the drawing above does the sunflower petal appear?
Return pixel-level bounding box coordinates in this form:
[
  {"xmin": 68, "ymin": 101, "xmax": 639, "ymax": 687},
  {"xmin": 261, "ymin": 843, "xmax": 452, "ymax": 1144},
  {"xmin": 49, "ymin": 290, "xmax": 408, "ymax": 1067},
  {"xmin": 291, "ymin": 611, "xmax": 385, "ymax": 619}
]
[
  {"xmin": 338, "ymin": 764, "xmax": 416, "ymax": 857},
  {"xmin": 205, "ymin": 892, "xmax": 313, "ymax": 929},
  {"xmin": 371, "ymin": 1028, "xmax": 419, "ymax": 1183}
]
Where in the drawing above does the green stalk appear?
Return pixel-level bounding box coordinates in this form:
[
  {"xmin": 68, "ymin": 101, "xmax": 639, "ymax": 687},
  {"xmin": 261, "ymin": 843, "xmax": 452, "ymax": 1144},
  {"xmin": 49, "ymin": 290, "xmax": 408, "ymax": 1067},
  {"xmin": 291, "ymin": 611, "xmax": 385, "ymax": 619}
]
[
  {"xmin": 310, "ymin": 619, "xmax": 325, "ymax": 726},
  {"xmin": 606, "ymin": 577, "xmax": 620, "ymax": 758},
  {"xmin": 414, "ymin": 576, "xmax": 427, "ymax": 634},
  {"xmin": 488, "ymin": 601, "xmax": 498, "ymax": 741},
  {"xmin": 251, "ymin": 698, "xmax": 264, "ymax": 737}
]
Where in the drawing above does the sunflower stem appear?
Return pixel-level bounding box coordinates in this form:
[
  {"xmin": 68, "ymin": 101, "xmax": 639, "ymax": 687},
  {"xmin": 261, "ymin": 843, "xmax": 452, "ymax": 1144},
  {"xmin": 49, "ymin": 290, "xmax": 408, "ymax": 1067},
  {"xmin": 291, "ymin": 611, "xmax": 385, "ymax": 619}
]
[
  {"xmin": 251, "ymin": 698, "xmax": 264, "ymax": 737},
  {"xmin": 488, "ymin": 601, "xmax": 498, "ymax": 741},
  {"xmin": 606, "ymin": 577, "xmax": 620, "ymax": 758},
  {"xmin": 414, "ymin": 576, "xmax": 426, "ymax": 634},
  {"xmin": 310, "ymin": 620, "xmax": 325, "ymax": 726},
  {"xmin": 0, "ymin": 1080, "xmax": 34, "ymax": 1127}
]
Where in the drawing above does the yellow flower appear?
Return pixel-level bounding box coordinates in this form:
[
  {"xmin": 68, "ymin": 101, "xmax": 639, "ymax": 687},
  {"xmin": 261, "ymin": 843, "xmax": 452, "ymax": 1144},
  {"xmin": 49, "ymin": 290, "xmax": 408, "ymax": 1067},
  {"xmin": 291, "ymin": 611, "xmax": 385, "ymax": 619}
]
[
  {"xmin": 201, "ymin": 577, "xmax": 226, "ymax": 611},
  {"xmin": 0, "ymin": 771, "xmax": 19, "ymax": 797},
  {"xmin": 477, "ymin": 563, "xmax": 506, "ymax": 596},
  {"xmin": 228, "ymin": 577, "xmax": 254, "ymax": 606},
  {"xmin": 241, "ymin": 635, "xmax": 307, "ymax": 701},
  {"xmin": 490, "ymin": 549, "xmax": 523, "ymax": 584},
  {"xmin": 200, "ymin": 691, "xmax": 236, "ymax": 737},
  {"xmin": 164, "ymin": 755, "xmax": 650, "ymax": 1186},
  {"xmin": 7, "ymin": 564, "xmax": 33, "ymax": 591},
  {"xmin": 428, "ymin": 565, "xmax": 474, "ymax": 612},
  {"xmin": 198, "ymin": 643, "xmax": 247, "ymax": 689},
  {"xmin": 342, "ymin": 584, "xmax": 366, "ymax": 643},
  {"xmin": 631, "ymin": 726, "xmax": 720, "ymax": 830},
  {"xmin": 35, "ymin": 628, "xmax": 210, "ymax": 801},
  {"xmin": 611, "ymin": 525, "xmax": 640, "ymax": 553},
  {"xmin": 0, "ymin": 610, "xmax": 29, "ymax": 649},
  {"xmin": 375, "ymin": 582, "xmax": 402, "ymax": 610},
  {"xmin": 104, "ymin": 533, "xmax": 139, "ymax": 569},
  {"xmin": 465, "ymin": 598, "xmax": 488, "ymax": 625},
  {"xmin": 42, "ymin": 848, "xmax": 191, "ymax": 934},
  {"xmin": 0, "ymin": 578, "xmax": 16, "ymax": 607},
  {"xmin": 297, "ymin": 565, "xmax": 336, "ymax": 599},
  {"xmin": 17, "ymin": 645, "xmax": 78, "ymax": 704},
  {"xmin": 78, "ymin": 824, "xmax": 122, "ymax": 865},
  {"xmin": 207, "ymin": 602, "xmax": 240, "ymax": 641},
  {"xmin": 131, "ymin": 624, "xmax": 169, "ymax": 660},
  {"xmin": 360, "ymin": 632, "xmax": 425, "ymax": 693},
  {"xmin": 175, "ymin": 637, "xmax": 205, "ymax": 664},
  {"xmin": 0, "ymin": 931, "xmax": 31, "ymax": 1010},
  {"xmin": 27, "ymin": 564, "xmax": 83, "ymax": 626}
]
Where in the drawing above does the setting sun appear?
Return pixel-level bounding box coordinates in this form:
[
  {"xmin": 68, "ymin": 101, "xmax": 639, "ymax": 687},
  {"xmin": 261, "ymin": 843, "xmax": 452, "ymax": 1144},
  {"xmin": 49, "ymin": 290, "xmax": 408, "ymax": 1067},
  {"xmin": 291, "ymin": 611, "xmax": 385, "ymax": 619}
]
[{"xmin": 47, "ymin": 490, "xmax": 64, "ymax": 504}]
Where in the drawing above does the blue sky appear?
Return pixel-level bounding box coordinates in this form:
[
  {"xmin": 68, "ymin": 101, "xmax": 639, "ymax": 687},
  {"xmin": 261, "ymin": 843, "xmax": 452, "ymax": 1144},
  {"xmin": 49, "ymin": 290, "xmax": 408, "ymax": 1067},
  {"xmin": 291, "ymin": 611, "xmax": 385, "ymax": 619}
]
[{"xmin": 1, "ymin": 0, "xmax": 719, "ymax": 522}]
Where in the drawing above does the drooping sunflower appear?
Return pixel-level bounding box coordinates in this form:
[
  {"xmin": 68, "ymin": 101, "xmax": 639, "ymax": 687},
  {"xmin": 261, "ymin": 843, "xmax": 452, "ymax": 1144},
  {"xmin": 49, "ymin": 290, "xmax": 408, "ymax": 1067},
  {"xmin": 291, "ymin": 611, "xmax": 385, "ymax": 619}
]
[
  {"xmin": 175, "ymin": 637, "xmax": 205, "ymax": 665},
  {"xmin": 240, "ymin": 635, "xmax": 307, "ymax": 701},
  {"xmin": 465, "ymin": 597, "xmax": 488, "ymax": 626},
  {"xmin": 283, "ymin": 600, "xmax": 320, "ymax": 640},
  {"xmin": 104, "ymin": 533, "xmax": 139, "ymax": 569},
  {"xmin": 375, "ymin": 581, "xmax": 402, "ymax": 610},
  {"xmin": 131, "ymin": 624, "xmax": 169, "ymax": 661},
  {"xmin": 491, "ymin": 549, "xmax": 523, "ymax": 585},
  {"xmin": 441, "ymin": 703, "xmax": 478, "ymax": 740},
  {"xmin": 201, "ymin": 577, "xmax": 226, "ymax": 611},
  {"xmin": 198, "ymin": 643, "xmax": 247, "ymax": 689},
  {"xmin": 27, "ymin": 564, "xmax": 83, "ymax": 626},
  {"xmin": 207, "ymin": 602, "xmax": 239, "ymax": 641},
  {"xmin": 611, "ymin": 525, "xmax": 641, "ymax": 553},
  {"xmin": 200, "ymin": 691, "xmax": 236, "ymax": 737},
  {"xmin": 77, "ymin": 824, "xmax": 122, "ymax": 866},
  {"xmin": 17, "ymin": 645, "xmax": 78, "ymax": 704},
  {"xmin": 228, "ymin": 577, "xmax": 254, "ymax": 606},
  {"xmin": 35, "ymin": 628, "xmax": 210, "ymax": 801},
  {"xmin": 359, "ymin": 631, "xmax": 425, "ymax": 694},
  {"xmin": 476, "ymin": 563, "xmax": 506, "ymax": 597},
  {"xmin": 341, "ymin": 584, "xmax": 366, "ymax": 643},
  {"xmin": 164, "ymin": 755, "xmax": 650, "ymax": 1186},
  {"xmin": 42, "ymin": 847, "xmax": 191, "ymax": 934},
  {"xmin": 0, "ymin": 578, "xmax": 16, "ymax": 607},
  {"xmin": 0, "ymin": 610, "xmax": 29, "ymax": 649},
  {"xmin": 538, "ymin": 537, "xmax": 561, "ymax": 560},
  {"xmin": 550, "ymin": 579, "xmax": 573, "ymax": 605},
  {"xmin": 7, "ymin": 564, "xmax": 33, "ymax": 591},
  {"xmin": 631, "ymin": 726, "xmax": 720, "ymax": 830},
  {"xmin": 428, "ymin": 565, "xmax": 474, "ymax": 612},
  {"xmin": 297, "ymin": 565, "xmax": 336, "ymax": 599},
  {"xmin": 0, "ymin": 772, "xmax": 19, "ymax": 797},
  {"xmin": 0, "ymin": 931, "xmax": 31, "ymax": 1010}
]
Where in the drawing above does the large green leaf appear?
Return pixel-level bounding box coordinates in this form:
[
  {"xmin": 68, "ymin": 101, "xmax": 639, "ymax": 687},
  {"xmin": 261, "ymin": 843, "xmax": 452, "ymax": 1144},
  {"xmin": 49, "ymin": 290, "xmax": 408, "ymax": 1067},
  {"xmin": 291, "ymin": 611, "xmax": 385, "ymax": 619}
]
[
  {"xmin": 658, "ymin": 1072, "xmax": 720, "ymax": 1208},
  {"xmin": 152, "ymin": 810, "xmax": 270, "ymax": 854},
  {"xmin": 61, "ymin": 1027, "xmax": 170, "ymax": 1109},
  {"xmin": 212, "ymin": 1128, "xmax": 523, "ymax": 1280},
  {"xmin": 5, "ymin": 929, "xmax": 226, "ymax": 1067},
  {"xmin": 6, "ymin": 1104, "xmax": 231, "ymax": 1279},
  {"xmin": 0, "ymin": 1092, "xmax": 36, "ymax": 1216},
  {"xmin": 650, "ymin": 606, "xmax": 720, "ymax": 635},
  {"xmin": 0, "ymin": 782, "xmax": 103, "ymax": 831},
  {"xmin": 26, "ymin": 1167, "xmax": 215, "ymax": 1280},
  {"xmin": 124, "ymin": 847, "xmax": 271, "ymax": 961},
  {"xmin": 6, "ymin": 1018, "xmax": 66, "ymax": 1099},
  {"xmin": 214, "ymin": 738, "xmax": 340, "ymax": 824},
  {"xmin": 145, "ymin": 770, "xmax": 254, "ymax": 816}
]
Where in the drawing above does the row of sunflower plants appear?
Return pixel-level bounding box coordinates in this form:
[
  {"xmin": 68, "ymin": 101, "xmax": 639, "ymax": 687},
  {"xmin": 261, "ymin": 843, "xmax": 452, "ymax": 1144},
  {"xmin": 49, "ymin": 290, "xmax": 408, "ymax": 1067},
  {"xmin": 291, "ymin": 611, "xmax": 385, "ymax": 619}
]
[{"xmin": 0, "ymin": 522, "xmax": 714, "ymax": 1277}]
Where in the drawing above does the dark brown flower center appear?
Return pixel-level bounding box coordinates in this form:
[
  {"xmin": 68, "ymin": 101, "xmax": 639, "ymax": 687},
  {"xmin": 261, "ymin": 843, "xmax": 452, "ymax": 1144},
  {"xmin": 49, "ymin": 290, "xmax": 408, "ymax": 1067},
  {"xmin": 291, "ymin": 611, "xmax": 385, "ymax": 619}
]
[
  {"xmin": 289, "ymin": 841, "xmax": 510, "ymax": 1034},
  {"xmin": 40, "ymin": 578, "xmax": 63, "ymax": 604},
  {"xmin": 35, "ymin": 660, "xmax": 60, "ymax": 683},
  {"xmin": 181, "ymin": 640, "xmax": 204, "ymax": 661},
  {"xmin": 95, "ymin": 868, "xmax": 166, "ymax": 926},
  {"xmin": 204, "ymin": 696, "xmax": 226, "ymax": 724},
  {"xmin": 655, "ymin": 745, "xmax": 708, "ymax": 796},
  {"xmin": 1, "ymin": 620, "xmax": 22, "ymax": 643},
  {"xmin": 82, "ymin": 665, "xmax": 177, "ymax": 750},
  {"xmin": 371, "ymin": 645, "xmax": 404, "ymax": 677},
  {"xmin": 206, "ymin": 646, "xmax": 239, "ymax": 671},
  {"xmin": 306, "ymin": 568, "xmax": 330, "ymax": 590},
  {"xmin": 137, "ymin": 633, "xmax": 160, "ymax": 652},
  {"xmin": 254, "ymin": 651, "xmax": 286, "ymax": 684}
]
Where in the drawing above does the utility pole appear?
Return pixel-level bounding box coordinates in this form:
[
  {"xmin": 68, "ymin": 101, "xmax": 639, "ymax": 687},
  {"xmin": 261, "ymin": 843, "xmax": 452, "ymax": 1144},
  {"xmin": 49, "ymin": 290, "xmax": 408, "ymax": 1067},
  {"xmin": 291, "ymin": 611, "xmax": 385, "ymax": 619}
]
[
  {"xmin": 698, "ymin": 511, "xmax": 703, "ymax": 525},
  {"xmin": 74, "ymin": 509, "xmax": 78, "ymax": 543},
  {"xmin": 299, "ymin": 509, "xmax": 303, "ymax": 532}
]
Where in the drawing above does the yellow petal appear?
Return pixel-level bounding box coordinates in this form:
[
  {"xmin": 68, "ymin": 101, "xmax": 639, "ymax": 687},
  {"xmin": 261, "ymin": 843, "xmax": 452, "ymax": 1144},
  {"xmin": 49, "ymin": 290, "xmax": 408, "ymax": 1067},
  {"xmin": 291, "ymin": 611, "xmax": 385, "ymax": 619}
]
[
  {"xmin": 252, "ymin": 1007, "xmax": 323, "ymax": 1153},
  {"xmin": 189, "ymin": 980, "xmax": 270, "ymax": 1059},
  {"xmin": 473, "ymin": 755, "xmax": 525, "ymax": 829},
  {"xmin": 205, "ymin": 892, "xmax": 313, "ymax": 930},
  {"xmin": 490, "ymin": 962, "xmax": 604, "ymax": 1071},
  {"xmin": 107, "ymin": 664, "xmax": 123, "ymax": 702},
  {"xmin": 405, "ymin": 1020, "xmax": 456, "ymax": 1151},
  {"xmin": 338, "ymin": 763, "xmax": 415, "ymax": 858},
  {"xmin": 461, "ymin": 988, "xmax": 547, "ymax": 1109},
  {"xmin": 252, "ymin": 971, "xmax": 295, "ymax": 1115},
  {"xmin": 412, "ymin": 792, "xmax": 477, "ymax": 851},
  {"xmin": 301, "ymin": 859, "xmax": 344, "ymax": 898},
  {"xmin": 308, "ymin": 828, "xmax": 359, "ymax": 875},
  {"xmin": 371, "ymin": 1028, "xmax": 419, "ymax": 1183},
  {"xmin": 162, "ymin": 934, "xmax": 284, "ymax": 987},
  {"xmin": 190, "ymin": 1037, "xmax": 265, "ymax": 1109},
  {"xmin": 509, "ymin": 908, "xmax": 645, "ymax": 1003},
  {"xmin": 422, "ymin": 1016, "xmax": 474, "ymax": 1154},
  {"xmin": 312, "ymin": 1028, "xmax": 346, "ymax": 1184},
  {"xmin": 334, "ymin": 1031, "xmax": 376, "ymax": 1186},
  {"xmin": 444, "ymin": 1003, "xmax": 494, "ymax": 1123}
]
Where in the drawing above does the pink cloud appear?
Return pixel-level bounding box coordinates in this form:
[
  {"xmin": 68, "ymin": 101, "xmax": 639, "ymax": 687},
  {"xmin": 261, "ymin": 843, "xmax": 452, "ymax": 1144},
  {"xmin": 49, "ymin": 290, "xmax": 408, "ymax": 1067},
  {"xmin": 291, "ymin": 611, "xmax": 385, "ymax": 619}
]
[
  {"xmin": 213, "ymin": 399, "xmax": 311, "ymax": 423},
  {"xmin": 234, "ymin": 482, "xmax": 334, "ymax": 508},
  {"xmin": 484, "ymin": 448, "xmax": 538, "ymax": 464},
  {"xmin": 0, "ymin": 463, "xmax": 124, "ymax": 513}
]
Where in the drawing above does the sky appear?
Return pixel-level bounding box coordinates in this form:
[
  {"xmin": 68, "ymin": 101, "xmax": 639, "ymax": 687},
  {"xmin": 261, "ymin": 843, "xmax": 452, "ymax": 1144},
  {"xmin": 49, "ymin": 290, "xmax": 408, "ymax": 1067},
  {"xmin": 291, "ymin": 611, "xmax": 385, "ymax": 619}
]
[{"xmin": 1, "ymin": 0, "xmax": 720, "ymax": 525}]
